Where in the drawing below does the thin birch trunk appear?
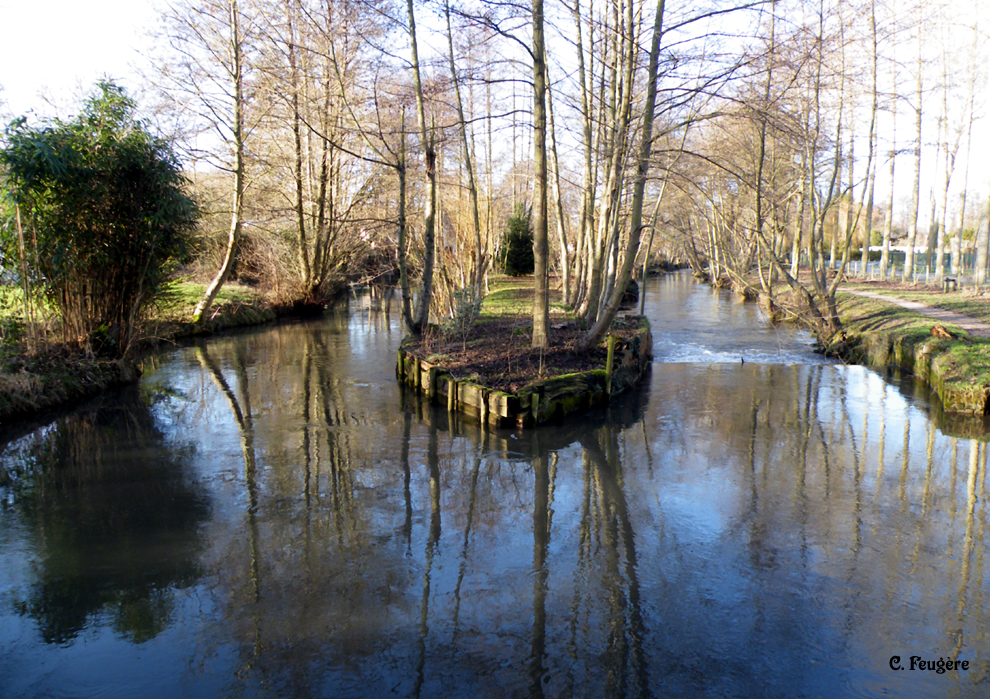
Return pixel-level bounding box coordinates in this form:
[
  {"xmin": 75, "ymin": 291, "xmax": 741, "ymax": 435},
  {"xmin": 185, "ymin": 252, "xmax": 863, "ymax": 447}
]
[
  {"xmin": 194, "ymin": 0, "xmax": 245, "ymax": 324},
  {"xmin": 444, "ymin": 0, "xmax": 484, "ymax": 295},
  {"xmin": 905, "ymin": 27, "xmax": 923, "ymax": 282}
]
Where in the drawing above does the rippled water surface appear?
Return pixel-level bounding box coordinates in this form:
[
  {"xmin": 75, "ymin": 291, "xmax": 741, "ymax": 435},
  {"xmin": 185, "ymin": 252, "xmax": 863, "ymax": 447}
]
[{"xmin": 2, "ymin": 274, "xmax": 990, "ymax": 698}]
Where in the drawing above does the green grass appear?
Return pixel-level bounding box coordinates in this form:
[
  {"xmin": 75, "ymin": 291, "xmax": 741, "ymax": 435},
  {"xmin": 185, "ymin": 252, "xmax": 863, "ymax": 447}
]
[
  {"xmin": 480, "ymin": 278, "xmax": 536, "ymax": 319},
  {"xmin": 155, "ymin": 279, "xmax": 263, "ymax": 321},
  {"xmin": 1, "ymin": 279, "xmax": 267, "ymax": 360},
  {"xmin": 836, "ymin": 291, "xmax": 990, "ymax": 400},
  {"xmin": 2, "ymin": 280, "xmax": 263, "ymax": 326},
  {"xmin": 842, "ymin": 282, "xmax": 990, "ymax": 324},
  {"xmin": 836, "ymin": 292, "xmax": 968, "ymax": 339},
  {"xmin": 480, "ymin": 276, "xmax": 576, "ymax": 321}
]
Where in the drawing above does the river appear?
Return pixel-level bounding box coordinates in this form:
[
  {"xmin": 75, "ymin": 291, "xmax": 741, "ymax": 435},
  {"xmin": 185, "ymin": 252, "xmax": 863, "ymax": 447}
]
[{"xmin": 1, "ymin": 272, "xmax": 988, "ymax": 698}]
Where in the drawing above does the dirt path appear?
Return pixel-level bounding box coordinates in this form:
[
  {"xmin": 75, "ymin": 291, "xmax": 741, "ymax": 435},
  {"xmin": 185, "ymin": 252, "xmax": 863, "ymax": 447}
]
[{"xmin": 843, "ymin": 289, "xmax": 990, "ymax": 340}]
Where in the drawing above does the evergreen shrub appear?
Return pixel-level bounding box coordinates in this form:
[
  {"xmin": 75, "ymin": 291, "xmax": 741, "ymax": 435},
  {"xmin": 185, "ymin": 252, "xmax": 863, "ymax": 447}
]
[{"xmin": 498, "ymin": 203, "xmax": 534, "ymax": 276}]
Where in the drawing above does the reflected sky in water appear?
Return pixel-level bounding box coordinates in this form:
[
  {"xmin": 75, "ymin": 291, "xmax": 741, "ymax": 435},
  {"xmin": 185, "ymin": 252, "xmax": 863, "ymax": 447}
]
[{"xmin": 2, "ymin": 276, "xmax": 989, "ymax": 698}]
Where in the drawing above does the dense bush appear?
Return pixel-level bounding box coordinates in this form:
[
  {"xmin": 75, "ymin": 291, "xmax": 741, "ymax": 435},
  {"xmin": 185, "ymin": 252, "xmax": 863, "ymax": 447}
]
[
  {"xmin": 498, "ymin": 203, "xmax": 535, "ymax": 276},
  {"xmin": 1, "ymin": 81, "xmax": 197, "ymax": 355}
]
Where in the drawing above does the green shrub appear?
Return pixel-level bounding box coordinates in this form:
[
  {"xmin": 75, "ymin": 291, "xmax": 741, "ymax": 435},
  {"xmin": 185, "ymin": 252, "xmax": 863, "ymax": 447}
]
[
  {"xmin": 498, "ymin": 203, "xmax": 534, "ymax": 276},
  {"xmin": 1, "ymin": 81, "xmax": 197, "ymax": 356}
]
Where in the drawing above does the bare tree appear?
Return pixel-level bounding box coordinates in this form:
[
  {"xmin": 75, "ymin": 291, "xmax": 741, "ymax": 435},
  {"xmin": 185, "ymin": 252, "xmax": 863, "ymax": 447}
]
[
  {"xmin": 156, "ymin": 0, "xmax": 253, "ymax": 324},
  {"xmin": 531, "ymin": 0, "xmax": 550, "ymax": 348}
]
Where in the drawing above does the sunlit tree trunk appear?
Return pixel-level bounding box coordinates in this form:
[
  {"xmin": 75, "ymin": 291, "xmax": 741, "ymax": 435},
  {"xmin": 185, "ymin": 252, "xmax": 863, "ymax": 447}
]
[
  {"xmin": 570, "ymin": 0, "xmax": 595, "ymax": 312},
  {"xmin": 905, "ymin": 26, "xmax": 923, "ymax": 282},
  {"xmin": 546, "ymin": 65, "xmax": 571, "ymax": 308},
  {"xmin": 880, "ymin": 57, "xmax": 896, "ymax": 281},
  {"xmin": 953, "ymin": 25, "xmax": 979, "ymax": 278},
  {"xmin": 789, "ymin": 154, "xmax": 807, "ymax": 278},
  {"xmin": 577, "ymin": 0, "xmax": 665, "ymax": 351},
  {"xmin": 397, "ymin": 112, "xmax": 415, "ymax": 331},
  {"xmin": 859, "ymin": 0, "xmax": 878, "ymax": 279},
  {"xmin": 284, "ymin": 0, "xmax": 311, "ymax": 290},
  {"xmin": 193, "ymin": 0, "xmax": 245, "ymax": 324},
  {"xmin": 531, "ymin": 0, "xmax": 550, "ymax": 348},
  {"xmin": 444, "ymin": 0, "xmax": 485, "ymax": 296},
  {"xmin": 977, "ymin": 186, "xmax": 990, "ymax": 286},
  {"xmin": 407, "ymin": 0, "xmax": 436, "ymax": 332}
]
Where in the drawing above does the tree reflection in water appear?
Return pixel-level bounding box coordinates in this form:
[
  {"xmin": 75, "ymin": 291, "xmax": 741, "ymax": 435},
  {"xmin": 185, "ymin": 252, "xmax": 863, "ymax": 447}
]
[
  {"xmin": 4, "ymin": 308, "xmax": 990, "ymax": 697},
  {"xmin": 0, "ymin": 385, "xmax": 209, "ymax": 645}
]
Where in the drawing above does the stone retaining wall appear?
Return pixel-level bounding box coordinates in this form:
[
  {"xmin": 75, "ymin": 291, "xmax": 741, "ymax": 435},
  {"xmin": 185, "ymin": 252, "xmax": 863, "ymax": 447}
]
[
  {"xmin": 825, "ymin": 330, "xmax": 990, "ymax": 415},
  {"xmin": 396, "ymin": 319, "xmax": 652, "ymax": 428}
]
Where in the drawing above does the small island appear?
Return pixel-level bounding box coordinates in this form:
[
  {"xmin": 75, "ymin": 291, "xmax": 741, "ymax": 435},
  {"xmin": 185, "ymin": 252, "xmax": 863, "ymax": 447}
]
[{"xmin": 396, "ymin": 278, "xmax": 652, "ymax": 427}]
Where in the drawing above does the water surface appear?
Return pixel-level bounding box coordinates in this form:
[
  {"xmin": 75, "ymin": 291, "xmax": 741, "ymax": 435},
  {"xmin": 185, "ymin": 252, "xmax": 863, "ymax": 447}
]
[{"xmin": 2, "ymin": 275, "xmax": 989, "ymax": 698}]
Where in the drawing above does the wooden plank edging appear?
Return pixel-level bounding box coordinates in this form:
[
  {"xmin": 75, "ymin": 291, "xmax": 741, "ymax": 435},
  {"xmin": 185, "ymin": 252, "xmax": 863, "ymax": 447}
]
[{"xmin": 395, "ymin": 320, "xmax": 652, "ymax": 427}]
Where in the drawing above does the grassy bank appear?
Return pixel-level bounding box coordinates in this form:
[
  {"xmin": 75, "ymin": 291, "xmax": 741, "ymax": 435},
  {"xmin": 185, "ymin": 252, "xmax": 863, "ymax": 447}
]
[
  {"xmin": 713, "ymin": 271, "xmax": 990, "ymax": 417},
  {"xmin": 828, "ymin": 291, "xmax": 990, "ymax": 415},
  {"xmin": 0, "ymin": 281, "xmax": 278, "ymax": 423},
  {"xmin": 842, "ymin": 280, "xmax": 990, "ymax": 323}
]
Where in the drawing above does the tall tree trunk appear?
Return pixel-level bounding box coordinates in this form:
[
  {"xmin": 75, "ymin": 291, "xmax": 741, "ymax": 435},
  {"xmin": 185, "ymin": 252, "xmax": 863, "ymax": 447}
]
[
  {"xmin": 444, "ymin": 0, "xmax": 485, "ymax": 295},
  {"xmin": 193, "ymin": 0, "xmax": 245, "ymax": 324},
  {"xmin": 859, "ymin": 0, "xmax": 878, "ymax": 279},
  {"xmin": 407, "ymin": 0, "xmax": 436, "ymax": 333},
  {"xmin": 578, "ymin": 0, "xmax": 665, "ymax": 351},
  {"xmin": 285, "ymin": 0, "xmax": 311, "ymax": 290},
  {"xmin": 531, "ymin": 0, "xmax": 550, "ymax": 348},
  {"xmin": 905, "ymin": 27, "xmax": 923, "ymax": 282},
  {"xmin": 789, "ymin": 155, "xmax": 807, "ymax": 278},
  {"xmin": 571, "ymin": 0, "xmax": 595, "ymax": 311},
  {"xmin": 935, "ymin": 30, "xmax": 963, "ymax": 287},
  {"xmin": 546, "ymin": 63, "xmax": 571, "ymax": 307},
  {"xmin": 978, "ymin": 188, "xmax": 990, "ymax": 286},
  {"xmin": 753, "ymin": 1, "xmax": 776, "ymax": 295},
  {"xmin": 397, "ymin": 111, "xmax": 415, "ymax": 332},
  {"xmin": 954, "ymin": 26, "xmax": 978, "ymax": 278},
  {"xmin": 880, "ymin": 50, "xmax": 896, "ymax": 281}
]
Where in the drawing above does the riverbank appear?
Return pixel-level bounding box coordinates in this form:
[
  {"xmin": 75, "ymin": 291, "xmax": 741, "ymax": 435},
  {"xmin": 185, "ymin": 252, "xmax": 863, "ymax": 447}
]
[
  {"xmin": 0, "ymin": 281, "xmax": 316, "ymax": 423},
  {"xmin": 707, "ymin": 271, "xmax": 990, "ymax": 415},
  {"xmin": 825, "ymin": 285, "xmax": 990, "ymax": 415}
]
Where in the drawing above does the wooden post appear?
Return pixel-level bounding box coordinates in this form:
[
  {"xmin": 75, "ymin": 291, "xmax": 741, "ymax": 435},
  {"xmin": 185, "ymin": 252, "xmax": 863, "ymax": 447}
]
[
  {"xmin": 397, "ymin": 349, "xmax": 405, "ymax": 381},
  {"xmin": 447, "ymin": 377, "xmax": 456, "ymax": 412},
  {"xmin": 605, "ymin": 334, "xmax": 617, "ymax": 396},
  {"xmin": 531, "ymin": 387, "xmax": 544, "ymax": 423},
  {"xmin": 428, "ymin": 366, "xmax": 437, "ymax": 399}
]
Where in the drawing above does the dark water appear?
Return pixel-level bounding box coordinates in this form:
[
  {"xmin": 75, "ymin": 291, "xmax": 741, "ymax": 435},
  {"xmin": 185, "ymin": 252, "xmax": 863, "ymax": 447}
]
[{"xmin": 2, "ymin": 274, "xmax": 990, "ymax": 698}]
